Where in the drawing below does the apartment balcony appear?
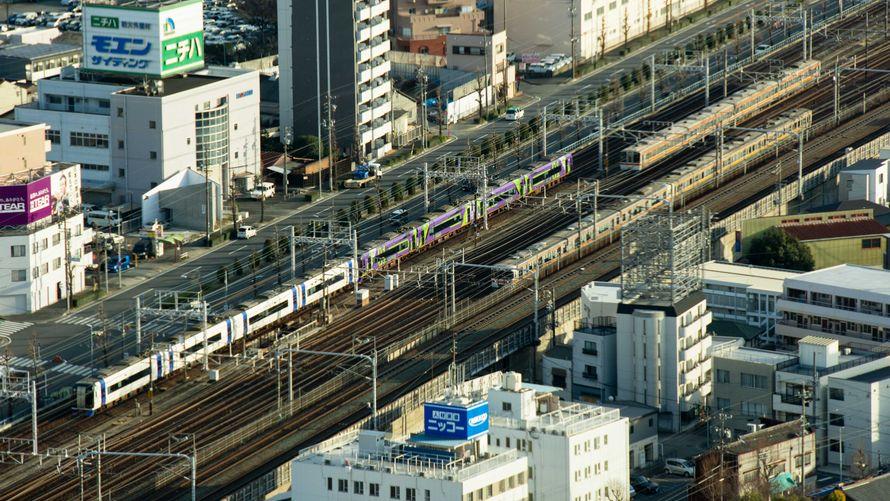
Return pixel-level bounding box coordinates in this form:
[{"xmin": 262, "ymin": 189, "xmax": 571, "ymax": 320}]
[
  {"xmin": 357, "ymin": 58, "xmax": 389, "ymax": 85},
  {"xmin": 356, "ymin": 22, "xmax": 371, "ymax": 43},
  {"xmin": 777, "ymin": 319, "xmax": 885, "ymax": 346},
  {"xmin": 371, "ymin": 58, "xmax": 390, "ymax": 80},
  {"xmin": 357, "ymin": 84, "xmax": 374, "ymax": 105},
  {"xmin": 371, "ymin": 118, "xmax": 390, "ymax": 141},
  {"xmin": 778, "ymin": 297, "xmax": 890, "ymax": 328},
  {"xmin": 773, "ymin": 393, "xmax": 814, "ymax": 416},
  {"xmin": 370, "ymin": 36, "xmax": 389, "ymax": 59},
  {"xmin": 370, "ymin": 98, "xmax": 390, "ymax": 120},
  {"xmin": 371, "ymin": 78, "xmax": 391, "ymax": 100},
  {"xmin": 358, "ymin": 125, "xmax": 374, "ymax": 146},
  {"xmin": 369, "ymin": 139, "xmax": 391, "ymax": 160},
  {"xmin": 357, "ymin": 43, "xmax": 372, "ymax": 64},
  {"xmin": 357, "ymin": 105, "xmax": 373, "ymax": 126},
  {"xmin": 369, "ymin": 17, "xmax": 389, "ymax": 39},
  {"xmin": 355, "ymin": 2, "xmax": 370, "ymax": 22},
  {"xmin": 369, "ymin": 0, "xmax": 388, "ymax": 18}
]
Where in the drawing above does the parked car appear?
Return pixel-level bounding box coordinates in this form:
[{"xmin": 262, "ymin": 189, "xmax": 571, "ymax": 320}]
[
  {"xmin": 237, "ymin": 225, "xmax": 257, "ymax": 239},
  {"xmin": 104, "ymin": 254, "xmax": 131, "ymax": 273},
  {"xmin": 665, "ymin": 457, "xmax": 696, "ymax": 477},
  {"xmin": 631, "ymin": 475, "xmax": 659, "ymax": 495},
  {"xmin": 131, "ymin": 238, "xmax": 156, "ymax": 259},
  {"xmin": 86, "ymin": 209, "xmax": 122, "ymax": 229},
  {"xmin": 505, "ymin": 106, "xmax": 524, "ymax": 120},
  {"xmin": 250, "ymin": 182, "xmax": 275, "ymax": 200}
]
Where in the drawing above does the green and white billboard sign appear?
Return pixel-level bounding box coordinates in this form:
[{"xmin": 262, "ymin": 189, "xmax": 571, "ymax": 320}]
[{"xmin": 162, "ymin": 31, "xmax": 204, "ymax": 73}]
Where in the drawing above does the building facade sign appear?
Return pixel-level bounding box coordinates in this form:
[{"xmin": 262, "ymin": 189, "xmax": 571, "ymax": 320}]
[
  {"xmin": 424, "ymin": 401, "xmax": 489, "ymax": 440},
  {"xmin": 0, "ymin": 165, "xmax": 80, "ymax": 226},
  {"xmin": 83, "ymin": 0, "xmax": 203, "ymax": 78}
]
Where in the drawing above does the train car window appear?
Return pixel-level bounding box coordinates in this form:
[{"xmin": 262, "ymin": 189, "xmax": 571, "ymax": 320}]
[
  {"xmin": 305, "ymin": 272, "xmax": 347, "ymax": 297},
  {"xmin": 531, "ymin": 163, "xmax": 561, "ymax": 187},
  {"xmin": 248, "ymin": 300, "xmax": 289, "ymax": 324},
  {"xmin": 108, "ymin": 365, "xmax": 151, "ymax": 393},
  {"xmin": 185, "ymin": 332, "xmax": 224, "ymax": 354},
  {"xmin": 378, "ymin": 238, "xmax": 411, "ymax": 261},
  {"xmin": 429, "ymin": 209, "xmax": 465, "ymax": 235}
]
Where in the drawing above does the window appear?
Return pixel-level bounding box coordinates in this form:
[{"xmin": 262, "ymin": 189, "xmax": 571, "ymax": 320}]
[
  {"xmin": 741, "ymin": 402, "xmax": 766, "ymax": 416},
  {"xmin": 583, "ymin": 365, "xmax": 598, "ymax": 380},
  {"xmin": 327, "ymin": 477, "xmax": 332, "ymax": 491},
  {"xmin": 740, "ymin": 373, "xmax": 767, "ymax": 389},
  {"xmin": 31, "ymin": 266, "xmax": 38, "ymax": 279},
  {"xmin": 53, "ymin": 257, "xmax": 61, "ymax": 270},
  {"xmin": 830, "ymin": 413, "xmax": 845, "ymax": 426},
  {"xmin": 48, "ymin": 95, "xmax": 63, "ymax": 105},
  {"xmin": 338, "ymin": 478, "xmax": 347, "ymax": 492},
  {"xmin": 406, "ymin": 488, "xmax": 416, "ymax": 501},
  {"xmin": 70, "ymin": 132, "xmax": 108, "ymax": 148},
  {"xmin": 354, "ymin": 481, "xmax": 364, "ymax": 494},
  {"xmin": 716, "ymin": 369, "xmax": 730, "ymax": 383},
  {"xmin": 370, "ymin": 483, "xmax": 380, "ymax": 497},
  {"xmin": 52, "ymin": 233, "xmax": 61, "ymax": 246},
  {"xmin": 11, "ymin": 270, "xmax": 26, "ymax": 282},
  {"xmin": 82, "ymin": 163, "xmax": 110, "ymax": 172},
  {"xmin": 506, "ymin": 437, "xmax": 511, "ymax": 448},
  {"xmin": 10, "ymin": 245, "xmax": 25, "ymax": 257},
  {"xmin": 118, "ymin": 169, "xmax": 125, "ymax": 178},
  {"xmin": 502, "ymin": 402, "xmax": 512, "ymax": 411},
  {"xmin": 149, "ymin": 120, "xmax": 156, "ymax": 129},
  {"xmin": 716, "ymin": 397, "xmax": 731, "ymax": 410},
  {"xmin": 117, "ymin": 107, "xmax": 124, "ymax": 117},
  {"xmin": 583, "ymin": 340, "xmax": 598, "ymax": 355},
  {"xmin": 862, "ymin": 238, "xmax": 881, "ymax": 249},
  {"xmin": 829, "ymin": 387, "xmax": 845, "ymax": 401},
  {"xmin": 118, "ymin": 140, "xmax": 124, "ymax": 149},
  {"xmin": 149, "ymin": 151, "xmax": 157, "ymax": 160},
  {"xmin": 47, "ymin": 130, "xmax": 61, "ymax": 144},
  {"xmin": 390, "ymin": 485, "xmax": 401, "ymax": 499},
  {"xmin": 425, "ymin": 489, "xmax": 430, "ymax": 501}
]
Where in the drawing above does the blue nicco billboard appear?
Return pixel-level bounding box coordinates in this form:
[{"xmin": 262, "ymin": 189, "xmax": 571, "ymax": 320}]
[{"xmin": 424, "ymin": 400, "xmax": 489, "ymax": 440}]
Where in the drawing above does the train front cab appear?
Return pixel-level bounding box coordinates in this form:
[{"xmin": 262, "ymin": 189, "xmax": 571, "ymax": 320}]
[{"xmin": 74, "ymin": 380, "xmax": 99, "ymax": 415}]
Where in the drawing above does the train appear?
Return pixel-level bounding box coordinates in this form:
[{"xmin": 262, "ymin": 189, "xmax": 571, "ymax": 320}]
[
  {"xmin": 74, "ymin": 153, "xmax": 573, "ymax": 413},
  {"xmin": 498, "ymin": 108, "xmax": 813, "ymax": 282},
  {"xmin": 620, "ymin": 60, "xmax": 821, "ymax": 171}
]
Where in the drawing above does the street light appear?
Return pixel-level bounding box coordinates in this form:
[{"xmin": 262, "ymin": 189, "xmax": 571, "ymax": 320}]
[{"xmin": 282, "ymin": 126, "xmax": 293, "ymax": 200}]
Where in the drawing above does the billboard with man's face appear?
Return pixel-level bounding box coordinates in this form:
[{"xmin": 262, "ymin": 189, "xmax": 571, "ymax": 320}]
[{"xmin": 0, "ymin": 165, "xmax": 82, "ymax": 226}]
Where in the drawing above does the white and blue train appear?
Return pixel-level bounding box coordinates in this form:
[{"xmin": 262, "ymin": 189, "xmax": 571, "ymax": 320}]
[{"xmin": 74, "ymin": 154, "xmax": 573, "ymax": 413}]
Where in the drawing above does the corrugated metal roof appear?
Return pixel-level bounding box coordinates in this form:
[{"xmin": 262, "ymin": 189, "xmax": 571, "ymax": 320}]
[
  {"xmin": 779, "ymin": 218, "xmax": 888, "ymax": 241},
  {"xmin": 799, "ymin": 335, "xmax": 836, "ymax": 346}
]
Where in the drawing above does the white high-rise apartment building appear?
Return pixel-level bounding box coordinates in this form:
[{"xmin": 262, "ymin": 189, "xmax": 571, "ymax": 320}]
[
  {"xmin": 278, "ymin": 0, "xmax": 393, "ymax": 160},
  {"xmin": 616, "ymin": 293, "xmax": 714, "ymax": 432},
  {"xmin": 487, "ymin": 374, "xmax": 630, "ymax": 501}
]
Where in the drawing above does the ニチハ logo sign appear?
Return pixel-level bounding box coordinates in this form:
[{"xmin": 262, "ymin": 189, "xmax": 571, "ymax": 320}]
[{"xmin": 91, "ymin": 15, "xmax": 119, "ymax": 29}]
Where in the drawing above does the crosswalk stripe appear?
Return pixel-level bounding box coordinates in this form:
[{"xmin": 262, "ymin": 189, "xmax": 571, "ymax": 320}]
[{"xmin": 2, "ymin": 356, "xmax": 45, "ymax": 368}]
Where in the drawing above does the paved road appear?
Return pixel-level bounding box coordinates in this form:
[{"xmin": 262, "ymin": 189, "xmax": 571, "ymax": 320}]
[{"xmin": 2, "ymin": 0, "xmax": 858, "ymax": 413}]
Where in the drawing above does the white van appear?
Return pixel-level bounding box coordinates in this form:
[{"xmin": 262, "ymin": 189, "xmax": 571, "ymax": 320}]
[
  {"xmin": 250, "ymin": 182, "xmax": 275, "ymax": 200},
  {"xmin": 87, "ymin": 209, "xmax": 122, "ymax": 228}
]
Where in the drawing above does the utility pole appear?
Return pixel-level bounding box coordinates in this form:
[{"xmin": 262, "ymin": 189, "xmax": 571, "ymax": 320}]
[
  {"xmin": 750, "ymin": 9, "xmax": 756, "ymax": 61},
  {"xmin": 323, "ymin": 93, "xmax": 337, "ymax": 192},
  {"xmin": 417, "ymin": 68, "xmax": 428, "ymax": 150},
  {"xmin": 723, "ymin": 47, "xmax": 728, "ymax": 98},
  {"xmin": 501, "ymin": 0, "xmax": 509, "ymax": 110},
  {"xmin": 650, "ymin": 54, "xmax": 656, "ymax": 111},
  {"xmin": 352, "ymin": 228, "xmax": 360, "ymax": 295},
  {"xmin": 61, "ymin": 214, "xmax": 72, "ymax": 312},
  {"xmin": 290, "ymin": 225, "xmax": 296, "ymax": 280},
  {"xmin": 541, "ymin": 105, "xmax": 548, "ymax": 156},
  {"xmin": 423, "ymin": 162, "xmax": 430, "ymax": 214},
  {"xmin": 569, "ymin": 0, "xmax": 577, "ymax": 79},
  {"xmin": 99, "ymin": 303, "xmax": 108, "ymax": 367},
  {"xmin": 135, "ymin": 297, "xmax": 141, "ymax": 353},
  {"xmin": 576, "ymin": 179, "xmax": 582, "ymax": 258},
  {"xmin": 597, "ymin": 107, "xmax": 604, "ymax": 172},
  {"xmin": 282, "ymin": 126, "xmax": 293, "ymax": 200}
]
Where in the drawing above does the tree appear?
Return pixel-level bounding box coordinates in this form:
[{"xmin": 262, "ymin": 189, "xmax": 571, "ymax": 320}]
[
  {"xmin": 234, "ymin": 259, "xmax": 244, "ymax": 277},
  {"xmin": 391, "ymin": 183, "xmax": 404, "ymax": 202},
  {"xmin": 747, "ymin": 227, "xmax": 815, "ymax": 271},
  {"xmin": 350, "ymin": 199, "xmax": 362, "ymax": 222},
  {"xmin": 379, "ymin": 191, "xmax": 390, "ymax": 210},
  {"xmin": 336, "ymin": 208, "xmax": 349, "ymax": 226},
  {"xmin": 824, "ymin": 489, "xmax": 846, "ymax": 501},
  {"xmin": 622, "ymin": 9, "xmax": 631, "ymax": 49},
  {"xmin": 288, "ymin": 135, "xmax": 326, "ymax": 159},
  {"xmin": 604, "ymin": 478, "xmax": 629, "ymax": 501},
  {"xmin": 263, "ymin": 238, "xmax": 275, "ymax": 263},
  {"xmin": 364, "ymin": 194, "xmax": 375, "ymax": 215},
  {"xmin": 251, "ymin": 251, "xmax": 261, "ymax": 270},
  {"xmin": 405, "ymin": 175, "xmax": 417, "ymax": 196},
  {"xmin": 598, "ymin": 16, "xmax": 607, "ymax": 59},
  {"xmin": 216, "ymin": 266, "xmax": 227, "ymax": 285}
]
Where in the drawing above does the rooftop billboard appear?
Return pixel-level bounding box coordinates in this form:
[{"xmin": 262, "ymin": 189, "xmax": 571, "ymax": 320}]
[
  {"xmin": 424, "ymin": 400, "xmax": 489, "ymax": 441},
  {"xmin": 0, "ymin": 165, "xmax": 82, "ymax": 226},
  {"xmin": 83, "ymin": 0, "xmax": 204, "ymax": 78}
]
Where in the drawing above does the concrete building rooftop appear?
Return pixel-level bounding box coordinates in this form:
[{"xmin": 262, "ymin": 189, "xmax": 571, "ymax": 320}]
[
  {"xmin": 848, "ymin": 366, "xmax": 890, "ymax": 384},
  {"xmin": 712, "ymin": 344, "xmax": 797, "ymax": 366},
  {"xmin": 702, "ymin": 260, "xmax": 799, "ymax": 293},
  {"xmin": 545, "ymin": 345, "xmax": 572, "ymax": 361},
  {"xmin": 787, "ymin": 265, "xmax": 890, "ymax": 296},
  {"xmin": 0, "ymin": 43, "xmax": 80, "ymax": 59},
  {"xmin": 600, "ymin": 401, "xmax": 658, "ymax": 419},
  {"xmin": 842, "ymin": 158, "xmax": 886, "ymax": 172},
  {"xmin": 490, "ymin": 402, "xmax": 621, "ymax": 436},
  {"xmin": 725, "ymin": 421, "xmax": 810, "ymax": 455}
]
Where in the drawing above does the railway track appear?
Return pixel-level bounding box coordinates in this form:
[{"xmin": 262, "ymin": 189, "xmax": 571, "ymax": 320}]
[{"xmin": 3, "ymin": 8, "xmax": 887, "ymax": 498}]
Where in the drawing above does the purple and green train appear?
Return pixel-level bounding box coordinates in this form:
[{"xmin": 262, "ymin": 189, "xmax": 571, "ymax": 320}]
[{"xmin": 360, "ymin": 153, "xmax": 573, "ymax": 270}]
